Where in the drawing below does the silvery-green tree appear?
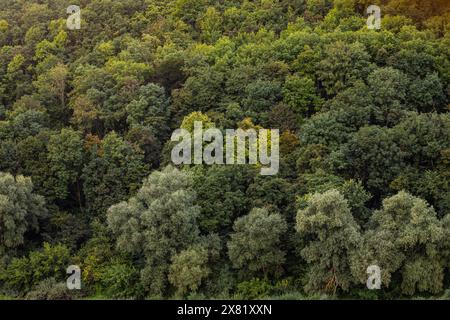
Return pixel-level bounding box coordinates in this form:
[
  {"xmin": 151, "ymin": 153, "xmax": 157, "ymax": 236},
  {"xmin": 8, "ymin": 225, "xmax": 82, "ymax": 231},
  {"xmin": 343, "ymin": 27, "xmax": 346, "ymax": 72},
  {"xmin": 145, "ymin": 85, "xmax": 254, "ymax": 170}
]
[
  {"xmin": 168, "ymin": 245, "xmax": 210, "ymax": 296},
  {"xmin": 443, "ymin": 214, "xmax": 450, "ymax": 266},
  {"xmin": 228, "ymin": 208, "xmax": 287, "ymax": 277},
  {"xmin": 0, "ymin": 172, "xmax": 46, "ymax": 262},
  {"xmin": 296, "ymin": 189, "xmax": 361, "ymax": 294},
  {"xmin": 107, "ymin": 166, "xmax": 200, "ymax": 297},
  {"xmin": 350, "ymin": 191, "xmax": 446, "ymax": 296}
]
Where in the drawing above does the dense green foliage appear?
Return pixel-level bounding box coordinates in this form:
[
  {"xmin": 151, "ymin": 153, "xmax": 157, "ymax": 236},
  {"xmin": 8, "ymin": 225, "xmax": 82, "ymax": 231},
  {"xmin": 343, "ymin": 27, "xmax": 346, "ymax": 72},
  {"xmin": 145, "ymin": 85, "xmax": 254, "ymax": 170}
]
[{"xmin": 0, "ymin": 0, "xmax": 449, "ymax": 299}]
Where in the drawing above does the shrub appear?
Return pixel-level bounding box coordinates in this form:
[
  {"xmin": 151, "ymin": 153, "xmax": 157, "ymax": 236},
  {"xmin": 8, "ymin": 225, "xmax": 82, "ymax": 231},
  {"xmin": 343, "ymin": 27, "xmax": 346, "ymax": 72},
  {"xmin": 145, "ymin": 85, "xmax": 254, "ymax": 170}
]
[
  {"xmin": 236, "ymin": 278, "xmax": 273, "ymax": 300},
  {"xmin": 100, "ymin": 261, "xmax": 143, "ymax": 299},
  {"xmin": 25, "ymin": 278, "xmax": 73, "ymax": 300},
  {"xmin": 1, "ymin": 243, "xmax": 70, "ymax": 294}
]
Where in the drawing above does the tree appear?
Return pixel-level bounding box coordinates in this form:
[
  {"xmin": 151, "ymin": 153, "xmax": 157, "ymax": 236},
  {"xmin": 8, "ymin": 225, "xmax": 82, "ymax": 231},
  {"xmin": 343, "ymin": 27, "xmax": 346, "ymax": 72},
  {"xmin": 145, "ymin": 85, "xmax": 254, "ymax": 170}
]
[
  {"xmin": 247, "ymin": 176, "xmax": 296, "ymax": 220},
  {"xmin": 350, "ymin": 191, "xmax": 446, "ymax": 296},
  {"xmin": 387, "ymin": 42, "xmax": 437, "ymax": 78},
  {"xmin": 390, "ymin": 113, "xmax": 450, "ymax": 216},
  {"xmin": 15, "ymin": 131, "xmax": 51, "ymax": 197},
  {"xmin": 125, "ymin": 83, "xmax": 170, "ymax": 140},
  {"xmin": 338, "ymin": 125, "xmax": 406, "ymax": 197},
  {"xmin": 300, "ymin": 111, "xmax": 353, "ymax": 149},
  {"xmin": 173, "ymin": 0, "xmax": 209, "ymax": 26},
  {"xmin": 408, "ymin": 73, "xmax": 446, "ymax": 113},
  {"xmin": 339, "ymin": 180, "xmax": 372, "ymax": 225},
  {"xmin": 70, "ymin": 62, "xmax": 146, "ymax": 135},
  {"xmin": 0, "ymin": 0, "xmax": 449, "ymax": 300},
  {"xmin": 316, "ymin": 41, "xmax": 373, "ymax": 97},
  {"xmin": 296, "ymin": 189, "xmax": 361, "ymax": 294},
  {"xmin": 99, "ymin": 258, "xmax": 143, "ymax": 299},
  {"xmin": 0, "ymin": 243, "xmax": 70, "ymax": 294},
  {"xmin": 199, "ymin": 7, "xmax": 223, "ymax": 44},
  {"xmin": 1, "ymin": 101, "xmax": 49, "ymax": 140},
  {"xmin": 192, "ymin": 165, "xmax": 254, "ymax": 234},
  {"xmin": 126, "ymin": 126, "xmax": 162, "ymax": 169},
  {"xmin": 0, "ymin": 19, "xmax": 8, "ymax": 46},
  {"xmin": 243, "ymin": 79, "xmax": 283, "ymax": 115},
  {"xmin": 304, "ymin": 0, "xmax": 333, "ymax": 24},
  {"xmin": 326, "ymin": 81, "xmax": 372, "ymax": 130},
  {"xmin": 107, "ymin": 166, "xmax": 201, "ymax": 296},
  {"xmin": 34, "ymin": 63, "xmax": 69, "ymax": 124},
  {"xmin": 384, "ymin": 0, "xmax": 450, "ymax": 24},
  {"xmin": 171, "ymin": 67, "xmax": 224, "ymax": 120},
  {"xmin": 228, "ymin": 208, "xmax": 287, "ymax": 277},
  {"xmin": 45, "ymin": 128, "xmax": 84, "ymax": 204},
  {"xmin": 180, "ymin": 111, "xmax": 214, "ymax": 132},
  {"xmin": 267, "ymin": 103, "xmax": 299, "ymax": 132},
  {"xmin": 283, "ymin": 75, "xmax": 322, "ymax": 117},
  {"xmin": 168, "ymin": 245, "xmax": 210, "ymax": 296},
  {"xmin": 367, "ymin": 67, "xmax": 411, "ymax": 127},
  {"xmin": 443, "ymin": 214, "xmax": 450, "ymax": 266},
  {"xmin": 82, "ymin": 132, "xmax": 147, "ymax": 218},
  {"xmin": 0, "ymin": 172, "xmax": 47, "ymax": 262},
  {"xmin": 4, "ymin": 54, "xmax": 30, "ymax": 104}
]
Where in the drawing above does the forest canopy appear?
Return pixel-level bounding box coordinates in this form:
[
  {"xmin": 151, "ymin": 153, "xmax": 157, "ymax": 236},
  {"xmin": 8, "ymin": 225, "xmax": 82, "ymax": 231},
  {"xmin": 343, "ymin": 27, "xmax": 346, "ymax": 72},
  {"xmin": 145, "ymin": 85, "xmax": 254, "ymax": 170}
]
[{"xmin": 0, "ymin": 0, "xmax": 449, "ymax": 300}]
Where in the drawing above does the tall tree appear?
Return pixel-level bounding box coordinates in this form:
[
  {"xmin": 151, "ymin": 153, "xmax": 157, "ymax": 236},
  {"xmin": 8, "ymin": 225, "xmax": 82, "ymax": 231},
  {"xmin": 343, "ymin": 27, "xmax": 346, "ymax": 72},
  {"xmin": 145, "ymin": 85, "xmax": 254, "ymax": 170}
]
[
  {"xmin": 82, "ymin": 132, "xmax": 147, "ymax": 218},
  {"xmin": 228, "ymin": 208, "xmax": 287, "ymax": 277},
  {"xmin": 107, "ymin": 166, "xmax": 201, "ymax": 296},
  {"xmin": 0, "ymin": 172, "xmax": 47, "ymax": 262},
  {"xmin": 350, "ymin": 191, "xmax": 446, "ymax": 296},
  {"xmin": 296, "ymin": 189, "xmax": 361, "ymax": 294}
]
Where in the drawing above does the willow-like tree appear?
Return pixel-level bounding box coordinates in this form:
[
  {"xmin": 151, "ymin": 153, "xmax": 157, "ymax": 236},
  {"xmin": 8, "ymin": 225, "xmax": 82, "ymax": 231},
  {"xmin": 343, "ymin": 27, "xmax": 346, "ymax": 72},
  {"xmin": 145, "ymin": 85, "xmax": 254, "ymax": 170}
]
[
  {"xmin": 296, "ymin": 189, "xmax": 361, "ymax": 294},
  {"xmin": 168, "ymin": 245, "xmax": 210, "ymax": 296},
  {"xmin": 0, "ymin": 172, "xmax": 47, "ymax": 263},
  {"xmin": 228, "ymin": 208, "xmax": 287, "ymax": 277},
  {"xmin": 350, "ymin": 191, "xmax": 446, "ymax": 296},
  {"xmin": 107, "ymin": 166, "xmax": 201, "ymax": 297}
]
